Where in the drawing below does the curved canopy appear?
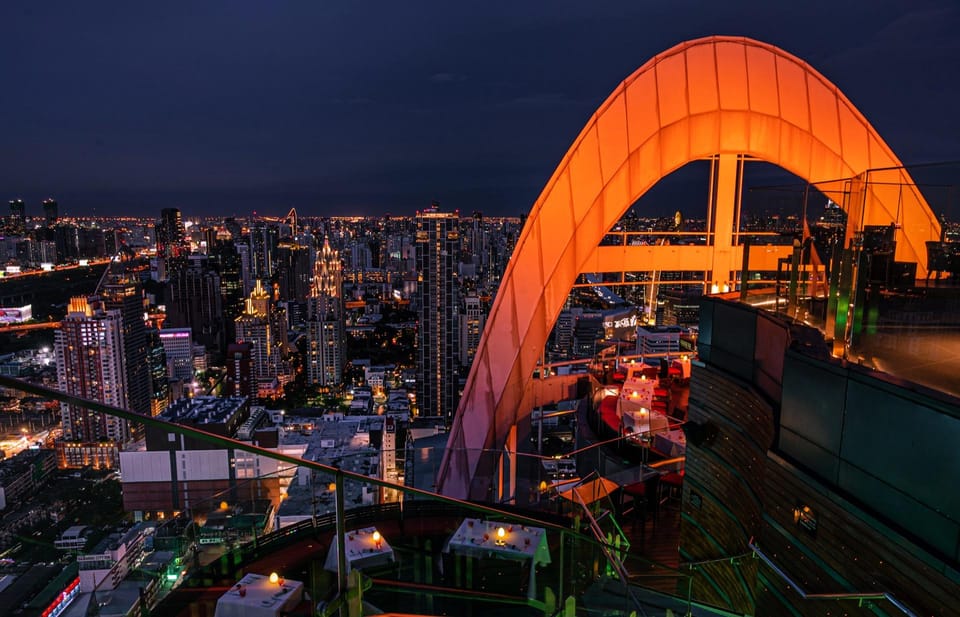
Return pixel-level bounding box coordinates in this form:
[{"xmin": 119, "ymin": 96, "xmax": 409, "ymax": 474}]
[{"xmin": 437, "ymin": 35, "xmax": 940, "ymax": 499}]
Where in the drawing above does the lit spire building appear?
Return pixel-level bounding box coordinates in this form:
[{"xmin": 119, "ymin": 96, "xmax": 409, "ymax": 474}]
[
  {"xmin": 306, "ymin": 237, "xmax": 345, "ymax": 387},
  {"xmin": 234, "ymin": 280, "xmax": 291, "ymax": 394},
  {"xmin": 415, "ymin": 204, "xmax": 460, "ymax": 421}
]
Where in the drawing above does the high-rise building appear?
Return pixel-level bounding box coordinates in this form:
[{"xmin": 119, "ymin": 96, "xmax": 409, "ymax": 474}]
[
  {"xmin": 165, "ymin": 256, "xmax": 225, "ymax": 353},
  {"xmin": 158, "ymin": 328, "xmax": 195, "ymax": 382},
  {"xmin": 458, "ymin": 293, "xmax": 485, "ymax": 372},
  {"xmin": 155, "ymin": 208, "xmax": 185, "ymax": 259},
  {"xmin": 145, "ymin": 328, "xmax": 170, "ymax": 416},
  {"xmin": 42, "ymin": 198, "xmax": 58, "ymax": 227},
  {"xmin": 207, "ymin": 239, "xmax": 246, "ymax": 348},
  {"xmin": 306, "ymin": 237, "xmax": 344, "ymax": 387},
  {"xmin": 248, "ymin": 221, "xmax": 279, "ymax": 280},
  {"xmin": 225, "ymin": 342, "xmax": 255, "ymax": 398},
  {"xmin": 234, "ymin": 280, "xmax": 291, "ymax": 394},
  {"xmin": 8, "ymin": 199, "xmax": 25, "ymax": 235},
  {"xmin": 55, "ymin": 297, "xmax": 130, "ymax": 468},
  {"xmin": 275, "ymin": 241, "xmax": 313, "ymax": 329},
  {"xmin": 102, "ymin": 276, "xmax": 152, "ymax": 417},
  {"xmin": 415, "ymin": 205, "xmax": 460, "ymax": 421}
]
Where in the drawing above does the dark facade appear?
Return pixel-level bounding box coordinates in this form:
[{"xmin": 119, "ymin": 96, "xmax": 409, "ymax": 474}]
[
  {"xmin": 165, "ymin": 256, "xmax": 225, "ymax": 354},
  {"xmin": 41, "ymin": 198, "xmax": 58, "ymax": 227},
  {"xmin": 102, "ymin": 277, "xmax": 152, "ymax": 417},
  {"xmin": 415, "ymin": 206, "xmax": 460, "ymax": 422},
  {"xmin": 156, "ymin": 208, "xmax": 185, "ymax": 258},
  {"xmin": 682, "ymin": 298, "xmax": 960, "ymax": 615},
  {"xmin": 225, "ymin": 342, "xmax": 255, "ymax": 399}
]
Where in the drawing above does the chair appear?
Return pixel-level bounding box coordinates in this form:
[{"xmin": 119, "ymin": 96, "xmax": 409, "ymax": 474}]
[
  {"xmin": 620, "ymin": 476, "xmax": 660, "ymax": 536},
  {"xmin": 658, "ymin": 470, "xmax": 684, "ymax": 509}
]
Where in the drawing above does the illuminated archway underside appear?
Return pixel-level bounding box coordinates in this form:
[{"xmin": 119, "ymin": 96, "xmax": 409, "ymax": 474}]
[{"xmin": 437, "ymin": 35, "xmax": 940, "ymax": 499}]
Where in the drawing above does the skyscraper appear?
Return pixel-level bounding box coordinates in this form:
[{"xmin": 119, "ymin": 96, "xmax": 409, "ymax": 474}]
[
  {"xmin": 8, "ymin": 199, "xmax": 25, "ymax": 235},
  {"xmin": 234, "ymin": 280, "xmax": 291, "ymax": 393},
  {"xmin": 156, "ymin": 208, "xmax": 185, "ymax": 258},
  {"xmin": 415, "ymin": 205, "xmax": 460, "ymax": 421},
  {"xmin": 154, "ymin": 208, "xmax": 186, "ymax": 282},
  {"xmin": 55, "ymin": 296, "xmax": 130, "ymax": 467},
  {"xmin": 42, "ymin": 198, "xmax": 58, "ymax": 227},
  {"xmin": 459, "ymin": 293, "xmax": 486, "ymax": 372},
  {"xmin": 306, "ymin": 237, "xmax": 344, "ymax": 387},
  {"xmin": 102, "ymin": 275, "xmax": 152, "ymax": 417},
  {"xmin": 165, "ymin": 256, "xmax": 225, "ymax": 353},
  {"xmin": 145, "ymin": 328, "xmax": 170, "ymax": 416},
  {"xmin": 275, "ymin": 241, "xmax": 313, "ymax": 329}
]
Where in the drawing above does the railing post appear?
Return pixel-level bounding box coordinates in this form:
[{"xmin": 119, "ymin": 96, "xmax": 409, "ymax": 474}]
[{"xmin": 336, "ymin": 469, "xmax": 347, "ymax": 594}]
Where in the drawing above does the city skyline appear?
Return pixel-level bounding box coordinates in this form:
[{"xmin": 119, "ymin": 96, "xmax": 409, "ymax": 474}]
[{"xmin": 2, "ymin": 2, "xmax": 959, "ymax": 217}]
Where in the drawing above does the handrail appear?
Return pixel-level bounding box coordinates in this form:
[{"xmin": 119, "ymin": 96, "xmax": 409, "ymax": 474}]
[
  {"xmin": 748, "ymin": 540, "xmax": 919, "ymax": 616},
  {"xmin": 570, "ymin": 483, "xmax": 648, "ymax": 617},
  {"xmin": 0, "ymin": 375, "xmax": 571, "ymax": 536}
]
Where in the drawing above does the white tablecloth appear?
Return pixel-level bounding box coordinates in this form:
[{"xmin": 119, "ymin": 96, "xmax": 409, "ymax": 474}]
[
  {"xmin": 444, "ymin": 518, "xmax": 550, "ymax": 566},
  {"xmin": 654, "ymin": 429, "xmax": 686, "ymax": 457},
  {"xmin": 324, "ymin": 526, "xmax": 395, "ymax": 573},
  {"xmin": 444, "ymin": 518, "xmax": 551, "ymax": 598},
  {"xmin": 214, "ymin": 573, "xmax": 303, "ymax": 617}
]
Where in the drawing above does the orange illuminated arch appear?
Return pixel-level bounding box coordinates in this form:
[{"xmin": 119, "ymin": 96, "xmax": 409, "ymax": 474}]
[{"xmin": 437, "ymin": 36, "xmax": 940, "ymax": 499}]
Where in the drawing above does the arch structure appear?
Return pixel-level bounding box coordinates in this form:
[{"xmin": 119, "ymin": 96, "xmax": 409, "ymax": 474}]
[{"xmin": 436, "ymin": 35, "xmax": 941, "ymax": 500}]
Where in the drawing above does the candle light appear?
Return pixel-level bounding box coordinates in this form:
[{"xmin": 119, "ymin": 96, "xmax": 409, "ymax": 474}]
[
  {"xmin": 269, "ymin": 572, "xmax": 279, "ymax": 585},
  {"xmin": 496, "ymin": 526, "xmax": 506, "ymax": 545}
]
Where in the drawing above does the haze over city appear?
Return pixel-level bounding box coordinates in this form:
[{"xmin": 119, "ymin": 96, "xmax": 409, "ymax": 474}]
[{"xmin": 3, "ymin": 1, "xmax": 959, "ymax": 217}]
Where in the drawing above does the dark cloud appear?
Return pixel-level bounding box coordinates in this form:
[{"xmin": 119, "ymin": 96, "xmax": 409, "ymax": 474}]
[{"xmin": 0, "ymin": 1, "xmax": 957, "ymax": 218}]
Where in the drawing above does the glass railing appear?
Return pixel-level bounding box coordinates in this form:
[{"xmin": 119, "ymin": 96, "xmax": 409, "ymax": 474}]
[
  {"xmin": 0, "ymin": 374, "xmax": 741, "ymax": 617},
  {"xmin": 744, "ymin": 161, "xmax": 960, "ymax": 399}
]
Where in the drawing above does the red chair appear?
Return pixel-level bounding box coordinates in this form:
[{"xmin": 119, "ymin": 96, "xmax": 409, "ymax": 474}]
[
  {"xmin": 620, "ymin": 477, "xmax": 660, "ymax": 535},
  {"xmin": 658, "ymin": 470, "xmax": 685, "ymax": 508}
]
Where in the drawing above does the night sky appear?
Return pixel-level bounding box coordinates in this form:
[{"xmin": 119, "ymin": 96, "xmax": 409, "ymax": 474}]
[{"xmin": 2, "ymin": 1, "xmax": 958, "ymax": 219}]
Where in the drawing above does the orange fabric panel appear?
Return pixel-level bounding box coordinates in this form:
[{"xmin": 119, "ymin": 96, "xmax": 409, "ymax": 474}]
[
  {"xmin": 596, "ymin": 91, "xmax": 629, "ymax": 183},
  {"xmin": 656, "ymin": 51, "xmax": 689, "ymax": 127},
  {"xmin": 569, "ymin": 125, "xmax": 603, "ymax": 225},
  {"xmin": 625, "ymin": 69, "xmax": 660, "ymax": 149},
  {"xmin": 715, "ymin": 41, "xmax": 750, "ymax": 111},
  {"xmin": 685, "ymin": 43, "xmax": 719, "ymax": 116},
  {"xmin": 776, "ymin": 56, "xmax": 810, "ymax": 131},
  {"xmin": 746, "ymin": 44, "xmax": 779, "ymax": 117},
  {"xmin": 838, "ymin": 102, "xmax": 870, "ymax": 173},
  {"xmin": 806, "ymin": 76, "xmax": 842, "ymax": 157}
]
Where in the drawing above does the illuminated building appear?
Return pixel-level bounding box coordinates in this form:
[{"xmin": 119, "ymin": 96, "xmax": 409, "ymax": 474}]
[
  {"xmin": 306, "ymin": 237, "xmax": 345, "ymax": 387},
  {"xmin": 156, "ymin": 208, "xmax": 185, "ymax": 259},
  {"xmin": 208, "ymin": 238, "xmax": 247, "ymax": 347},
  {"xmin": 154, "ymin": 208, "xmax": 188, "ymax": 281},
  {"xmin": 54, "ymin": 296, "xmax": 130, "ymax": 467},
  {"xmin": 146, "ymin": 328, "xmax": 170, "ymax": 416},
  {"xmin": 8, "ymin": 198, "xmax": 25, "ymax": 235},
  {"xmin": 248, "ymin": 220, "xmax": 278, "ymax": 280},
  {"xmin": 42, "ymin": 197, "xmax": 58, "ymax": 227},
  {"xmin": 102, "ymin": 276, "xmax": 152, "ymax": 417},
  {"xmin": 458, "ymin": 293, "xmax": 485, "ymax": 371},
  {"xmin": 158, "ymin": 327, "xmax": 195, "ymax": 382},
  {"xmin": 234, "ymin": 280, "xmax": 291, "ymax": 392},
  {"xmin": 415, "ymin": 205, "xmax": 459, "ymax": 421}
]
